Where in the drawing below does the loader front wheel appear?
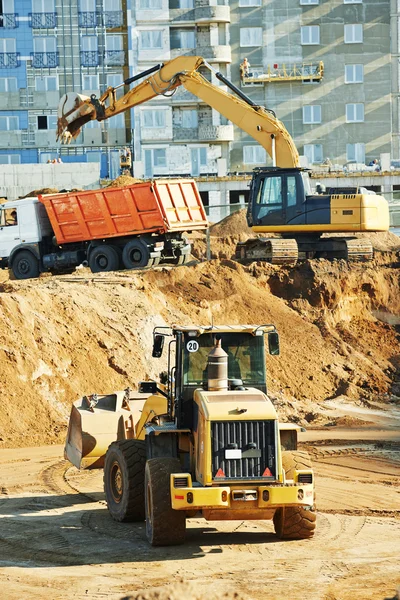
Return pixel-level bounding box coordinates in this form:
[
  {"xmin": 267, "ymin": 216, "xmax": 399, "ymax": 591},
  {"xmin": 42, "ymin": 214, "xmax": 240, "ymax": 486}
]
[
  {"xmin": 145, "ymin": 458, "xmax": 186, "ymax": 546},
  {"xmin": 273, "ymin": 450, "xmax": 316, "ymax": 540},
  {"xmin": 104, "ymin": 440, "xmax": 146, "ymax": 522}
]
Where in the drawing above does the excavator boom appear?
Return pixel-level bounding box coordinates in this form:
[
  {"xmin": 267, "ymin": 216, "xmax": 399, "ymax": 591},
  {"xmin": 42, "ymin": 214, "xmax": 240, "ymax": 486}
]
[{"xmin": 57, "ymin": 56, "xmax": 299, "ymax": 168}]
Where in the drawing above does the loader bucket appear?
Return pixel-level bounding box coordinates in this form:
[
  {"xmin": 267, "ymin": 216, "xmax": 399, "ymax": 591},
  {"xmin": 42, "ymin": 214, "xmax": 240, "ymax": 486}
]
[{"xmin": 64, "ymin": 391, "xmax": 147, "ymax": 469}]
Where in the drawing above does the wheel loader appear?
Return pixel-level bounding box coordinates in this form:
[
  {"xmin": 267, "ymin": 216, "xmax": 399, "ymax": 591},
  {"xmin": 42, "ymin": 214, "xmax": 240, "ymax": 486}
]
[{"xmin": 65, "ymin": 324, "xmax": 316, "ymax": 546}]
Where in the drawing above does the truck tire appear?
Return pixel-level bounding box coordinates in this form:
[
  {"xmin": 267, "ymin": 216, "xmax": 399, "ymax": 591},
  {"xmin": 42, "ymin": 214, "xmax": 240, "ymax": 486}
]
[
  {"xmin": 122, "ymin": 239, "xmax": 153, "ymax": 269},
  {"xmin": 145, "ymin": 457, "xmax": 186, "ymax": 546},
  {"xmin": 104, "ymin": 439, "xmax": 146, "ymax": 522},
  {"xmin": 273, "ymin": 450, "xmax": 316, "ymax": 540},
  {"xmin": 89, "ymin": 245, "xmax": 120, "ymax": 273},
  {"xmin": 11, "ymin": 251, "xmax": 40, "ymax": 280}
]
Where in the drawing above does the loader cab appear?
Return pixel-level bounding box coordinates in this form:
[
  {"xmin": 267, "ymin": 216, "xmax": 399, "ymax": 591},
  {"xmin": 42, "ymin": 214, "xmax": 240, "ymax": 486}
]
[{"xmin": 248, "ymin": 167, "xmax": 311, "ymax": 228}]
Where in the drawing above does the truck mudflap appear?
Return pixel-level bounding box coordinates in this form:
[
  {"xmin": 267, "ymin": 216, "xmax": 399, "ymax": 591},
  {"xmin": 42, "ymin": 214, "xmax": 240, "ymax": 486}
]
[{"xmin": 170, "ymin": 473, "xmax": 314, "ymax": 511}]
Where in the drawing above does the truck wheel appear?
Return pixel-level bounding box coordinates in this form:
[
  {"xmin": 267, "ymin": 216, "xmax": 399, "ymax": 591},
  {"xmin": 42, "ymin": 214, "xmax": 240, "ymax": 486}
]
[
  {"xmin": 104, "ymin": 439, "xmax": 146, "ymax": 522},
  {"xmin": 89, "ymin": 245, "xmax": 119, "ymax": 273},
  {"xmin": 145, "ymin": 458, "xmax": 186, "ymax": 546},
  {"xmin": 122, "ymin": 239, "xmax": 152, "ymax": 269},
  {"xmin": 11, "ymin": 251, "xmax": 40, "ymax": 280},
  {"xmin": 273, "ymin": 450, "xmax": 316, "ymax": 540}
]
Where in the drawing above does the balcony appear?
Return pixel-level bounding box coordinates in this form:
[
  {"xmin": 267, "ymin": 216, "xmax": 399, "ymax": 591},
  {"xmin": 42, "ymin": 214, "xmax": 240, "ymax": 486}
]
[
  {"xmin": 81, "ymin": 51, "xmax": 100, "ymax": 67},
  {"xmin": 169, "ymin": 9, "xmax": 195, "ymax": 23},
  {"xmin": 104, "ymin": 50, "xmax": 125, "ymax": 66},
  {"xmin": 30, "ymin": 12, "xmax": 57, "ymax": 28},
  {"xmin": 0, "ymin": 91, "xmax": 20, "ymax": 109},
  {"xmin": 0, "ymin": 13, "xmax": 17, "ymax": 28},
  {"xmin": 198, "ymin": 124, "xmax": 234, "ymax": 142},
  {"xmin": 0, "ymin": 130, "xmax": 23, "ymax": 148},
  {"xmin": 78, "ymin": 11, "xmax": 98, "ymax": 28},
  {"xmin": 0, "ymin": 53, "xmax": 20, "ymax": 68},
  {"xmin": 103, "ymin": 11, "xmax": 123, "ymax": 28},
  {"xmin": 31, "ymin": 52, "xmax": 59, "ymax": 68},
  {"xmin": 195, "ymin": 5, "xmax": 230, "ymax": 23}
]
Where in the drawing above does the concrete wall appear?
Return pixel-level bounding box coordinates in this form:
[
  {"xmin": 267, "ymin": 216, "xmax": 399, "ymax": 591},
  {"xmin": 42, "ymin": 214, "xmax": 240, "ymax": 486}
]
[{"xmin": 0, "ymin": 163, "xmax": 101, "ymax": 200}]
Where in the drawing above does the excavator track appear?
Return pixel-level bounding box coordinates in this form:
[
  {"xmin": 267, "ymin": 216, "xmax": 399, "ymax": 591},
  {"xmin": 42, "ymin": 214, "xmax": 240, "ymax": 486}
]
[
  {"xmin": 344, "ymin": 239, "xmax": 373, "ymax": 261},
  {"xmin": 236, "ymin": 238, "xmax": 299, "ymax": 265}
]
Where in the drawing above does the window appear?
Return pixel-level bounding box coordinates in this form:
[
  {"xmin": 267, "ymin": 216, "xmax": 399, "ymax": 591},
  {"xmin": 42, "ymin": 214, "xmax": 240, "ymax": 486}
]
[
  {"xmin": 345, "ymin": 64, "xmax": 363, "ymax": 83},
  {"xmin": 0, "ymin": 154, "xmax": 20, "ymax": 164},
  {"xmin": 243, "ymin": 145, "xmax": 267, "ymax": 164},
  {"xmin": 140, "ymin": 30, "xmax": 163, "ymax": 49},
  {"xmin": 107, "ymin": 74, "xmax": 124, "ymax": 98},
  {"xmin": 80, "ymin": 0, "xmax": 95, "ymax": 9},
  {"xmin": 347, "ymin": 143, "xmax": 365, "ymax": 163},
  {"xmin": 35, "ymin": 75, "xmax": 58, "ymax": 91},
  {"xmin": 139, "ymin": 0, "xmax": 162, "ymax": 8},
  {"xmin": 301, "ymin": 25, "xmax": 320, "ymax": 45},
  {"xmin": 104, "ymin": 0, "xmax": 120, "ymax": 9},
  {"xmin": 144, "ymin": 148, "xmax": 167, "ymax": 177},
  {"xmin": 82, "ymin": 36, "xmax": 98, "ymax": 51},
  {"xmin": 344, "ymin": 24, "xmax": 363, "ymax": 43},
  {"xmin": 191, "ymin": 147, "xmax": 207, "ymax": 175},
  {"xmin": 346, "ymin": 103, "xmax": 364, "ymax": 122},
  {"xmin": 37, "ymin": 115, "xmax": 57, "ymax": 129},
  {"xmin": 0, "ymin": 115, "xmax": 19, "ymax": 130},
  {"xmin": 181, "ymin": 109, "xmax": 198, "ymax": 128},
  {"xmin": 32, "ymin": 0, "xmax": 55, "ymax": 11},
  {"xmin": 83, "ymin": 74, "xmax": 99, "ymax": 90},
  {"xmin": 257, "ymin": 176, "xmax": 283, "ymax": 206},
  {"xmin": 170, "ymin": 29, "xmax": 195, "ymax": 49},
  {"xmin": 86, "ymin": 152, "xmax": 101, "ymax": 162},
  {"xmin": 106, "ymin": 35, "xmax": 123, "ymax": 51},
  {"xmin": 34, "ymin": 36, "xmax": 56, "ymax": 52},
  {"xmin": 109, "ymin": 113, "xmax": 125, "ymax": 128},
  {"xmin": 287, "ymin": 176, "xmax": 297, "ymax": 207},
  {"xmin": 239, "ymin": 0, "xmax": 261, "ymax": 6},
  {"xmin": 0, "ymin": 77, "xmax": 17, "ymax": 92},
  {"xmin": 304, "ymin": 144, "xmax": 323, "ymax": 163},
  {"xmin": 142, "ymin": 109, "xmax": 166, "ymax": 128},
  {"xmin": 300, "ymin": 0, "xmax": 319, "ymax": 4},
  {"xmin": 240, "ymin": 27, "xmax": 262, "ymax": 47},
  {"xmin": 303, "ymin": 105, "xmax": 321, "ymax": 124},
  {"xmin": 0, "ymin": 38, "xmax": 16, "ymax": 52}
]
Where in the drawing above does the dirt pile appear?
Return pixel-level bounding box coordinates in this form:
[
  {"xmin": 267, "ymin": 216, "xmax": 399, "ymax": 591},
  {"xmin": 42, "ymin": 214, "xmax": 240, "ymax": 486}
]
[
  {"xmin": 107, "ymin": 175, "xmax": 144, "ymax": 188},
  {"xmin": 0, "ymin": 250, "xmax": 399, "ymax": 447}
]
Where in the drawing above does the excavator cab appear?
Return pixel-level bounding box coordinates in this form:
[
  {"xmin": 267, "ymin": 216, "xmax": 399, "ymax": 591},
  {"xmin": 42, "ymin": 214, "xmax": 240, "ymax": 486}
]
[{"xmin": 248, "ymin": 167, "xmax": 311, "ymax": 228}]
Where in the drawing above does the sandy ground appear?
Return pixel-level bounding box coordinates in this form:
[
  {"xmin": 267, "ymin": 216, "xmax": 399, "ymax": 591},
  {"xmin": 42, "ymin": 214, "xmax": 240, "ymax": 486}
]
[{"xmin": 0, "ymin": 417, "xmax": 399, "ymax": 600}]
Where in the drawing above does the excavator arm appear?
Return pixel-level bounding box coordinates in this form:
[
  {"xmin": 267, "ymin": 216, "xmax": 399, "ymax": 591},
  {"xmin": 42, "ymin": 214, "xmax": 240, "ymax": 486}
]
[{"xmin": 57, "ymin": 55, "xmax": 299, "ymax": 169}]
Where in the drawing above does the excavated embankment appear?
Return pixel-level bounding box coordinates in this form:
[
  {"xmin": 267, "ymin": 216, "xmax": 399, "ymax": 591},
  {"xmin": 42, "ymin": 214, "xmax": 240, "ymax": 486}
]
[{"xmin": 0, "ymin": 238, "xmax": 399, "ymax": 448}]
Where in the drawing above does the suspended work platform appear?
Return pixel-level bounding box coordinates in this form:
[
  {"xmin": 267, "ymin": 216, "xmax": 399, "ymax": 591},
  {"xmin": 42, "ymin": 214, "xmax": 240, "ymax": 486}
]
[{"xmin": 240, "ymin": 61, "xmax": 324, "ymax": 85}]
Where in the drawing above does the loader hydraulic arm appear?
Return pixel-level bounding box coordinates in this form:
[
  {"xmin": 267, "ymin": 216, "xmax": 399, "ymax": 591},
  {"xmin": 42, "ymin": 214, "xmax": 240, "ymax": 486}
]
[{"xmin": 57, "ymin": 56, "xmax": 299, "ymax": 169}]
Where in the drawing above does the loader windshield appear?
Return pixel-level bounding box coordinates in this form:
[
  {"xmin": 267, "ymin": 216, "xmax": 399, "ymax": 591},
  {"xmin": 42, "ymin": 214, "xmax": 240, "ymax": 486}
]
[{"xmin": 183, "ymin": 332, "xmax": 266, "ymax": 390}]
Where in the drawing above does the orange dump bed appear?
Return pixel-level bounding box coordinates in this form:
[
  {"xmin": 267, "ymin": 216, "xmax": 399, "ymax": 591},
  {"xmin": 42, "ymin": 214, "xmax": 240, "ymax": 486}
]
[{"xmin": 39, "ymin": 179, "xmax": 208, "ymax": 245}]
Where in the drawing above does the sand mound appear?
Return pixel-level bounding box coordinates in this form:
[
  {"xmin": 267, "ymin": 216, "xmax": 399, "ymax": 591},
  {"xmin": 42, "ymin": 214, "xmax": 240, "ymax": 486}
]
[
  {"xmin": 209, "ymin": 209, "xmax": 249, "ymax": 237},
  {"xmin": 107, "ymin": 175, "xmax": 144, "ymax": 188}
]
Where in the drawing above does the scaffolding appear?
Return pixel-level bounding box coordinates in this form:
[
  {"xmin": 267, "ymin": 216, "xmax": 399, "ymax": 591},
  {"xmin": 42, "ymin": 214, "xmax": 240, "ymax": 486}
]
[{"xmin": 240, "ymin": 61, "xmax": 324, "ymax": 84}]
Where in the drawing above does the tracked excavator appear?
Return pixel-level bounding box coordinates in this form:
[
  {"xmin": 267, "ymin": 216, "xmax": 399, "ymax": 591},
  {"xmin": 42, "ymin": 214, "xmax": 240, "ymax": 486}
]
[{"xmin": 57, "ymin": 56, "xmax": 389, "ymax": 264}]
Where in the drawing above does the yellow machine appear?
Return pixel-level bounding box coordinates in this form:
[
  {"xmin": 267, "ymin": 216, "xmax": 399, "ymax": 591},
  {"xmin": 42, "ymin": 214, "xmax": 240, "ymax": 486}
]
[
  {"xmin": 57, "ymin": 55, "xmax": 389, "ymax": 263},
  {"xmin": 65, "ymin": 325, "xmax": 316, "ymax": 546}
]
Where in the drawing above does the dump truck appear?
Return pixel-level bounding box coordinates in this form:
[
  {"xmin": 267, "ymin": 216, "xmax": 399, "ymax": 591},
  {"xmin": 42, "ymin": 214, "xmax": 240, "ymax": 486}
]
[
  {"xmin": 65, "ymin": 324, "xmax": 316, "ymax": 546},
  {"xmin": 0, "ymin": 179, "xmax": 207, "ymax": 279}
]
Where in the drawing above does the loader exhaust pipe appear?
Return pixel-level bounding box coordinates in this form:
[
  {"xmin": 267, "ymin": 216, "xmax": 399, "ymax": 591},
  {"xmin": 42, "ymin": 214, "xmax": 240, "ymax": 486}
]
[{"xmin": 207, "ymin": 337, "xmax": 228, "ymax": 392}]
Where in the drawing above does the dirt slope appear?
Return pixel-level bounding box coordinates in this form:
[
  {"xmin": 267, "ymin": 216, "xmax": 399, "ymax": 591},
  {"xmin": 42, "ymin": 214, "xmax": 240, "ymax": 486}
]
[{"xmin": 0, "ymin": 246, "xmax": 399, "ymax": 447}]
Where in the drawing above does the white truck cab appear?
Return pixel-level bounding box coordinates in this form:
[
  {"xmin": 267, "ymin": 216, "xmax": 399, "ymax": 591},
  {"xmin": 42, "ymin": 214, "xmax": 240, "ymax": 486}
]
[{"xmin": 0, "ymin": 198, "xmax": 53, "ymax": 272}]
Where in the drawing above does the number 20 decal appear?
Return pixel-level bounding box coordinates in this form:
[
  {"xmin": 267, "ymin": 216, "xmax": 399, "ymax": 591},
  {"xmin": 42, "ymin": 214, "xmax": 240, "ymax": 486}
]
[{"xmin": 187, "ymin": 340, "xmax": 199, "ymax": 353}]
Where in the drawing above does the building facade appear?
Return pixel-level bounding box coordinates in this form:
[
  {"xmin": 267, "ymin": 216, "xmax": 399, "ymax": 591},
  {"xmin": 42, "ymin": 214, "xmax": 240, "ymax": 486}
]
[{"xmin": 0, "ymin": 0, "xmax": 398, "ymax": 189}]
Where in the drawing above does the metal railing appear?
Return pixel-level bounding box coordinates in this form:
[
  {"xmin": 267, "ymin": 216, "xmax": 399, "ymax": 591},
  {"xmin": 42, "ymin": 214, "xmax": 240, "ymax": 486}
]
[
  {"xmin": 31, "ymin": 52, "xmax": 59, "ymax": 68},
  {"xmin": 0, "ymin": 13, "xmax": 17, "ymax": 28},
  {"xmin": 30, "ymin": 12, "xmax": 57, "ymax": 28},
  {"xmin": 0, "ymin": 52, "xmax": 20, "ymax": 68},
  {"xmin": 80, "ymin": 50, "xmax": 100, "ymax": 67},
  {"xmin": 78, "ymin": 11, "xmax": 98, "ymax": 27},
  {"xmin": 104, "ymin": 50, "xmax": 125, "ymax": 66},
  {"xmin": 102, "ymin": 11, "xmax": 123, "ymax": 28}
]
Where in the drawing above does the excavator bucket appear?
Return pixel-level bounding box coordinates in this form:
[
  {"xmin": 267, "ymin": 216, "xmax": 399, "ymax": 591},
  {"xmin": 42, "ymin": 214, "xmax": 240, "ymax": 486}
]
[
  {"xmin": 57, "ymin": 92, "xmax": 95, "ymax": 143},
  {"xmin": 64, "ymin": 391, "xmax": 147, "ymax": 469}
]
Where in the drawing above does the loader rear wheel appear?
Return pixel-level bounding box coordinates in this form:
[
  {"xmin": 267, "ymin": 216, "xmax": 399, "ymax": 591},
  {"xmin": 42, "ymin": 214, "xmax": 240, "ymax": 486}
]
[
  {"xmin": 89, "ymin": 245, "xmax": 120, "ymax": 273},
  {"xmin": 273, "ymin": 450, "xmax": 316, "ymax": 540},
  {"xmin": 145, "ymin": 458, "xmax": 186, "ymax": 546},
  {"xmin": 11, "ymin": 251, "xmax": 40, "ymax": 280},
  {"xmin": 104, "ymin": 440, "xmax": 146, "ymax": 522},
  {"xmin": 122, "ymin": 239, "xmax": 152, "ymax": 269}
]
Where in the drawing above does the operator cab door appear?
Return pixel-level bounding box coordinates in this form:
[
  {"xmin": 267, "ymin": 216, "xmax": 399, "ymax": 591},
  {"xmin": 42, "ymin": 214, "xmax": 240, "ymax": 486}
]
[
  {"xmin": 252, "ymin": 172, "xmax": 306, "ymax": 227},
  {"xmin": 0, "ymin": 206, "xmax": 21, "ymax": 259}
]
